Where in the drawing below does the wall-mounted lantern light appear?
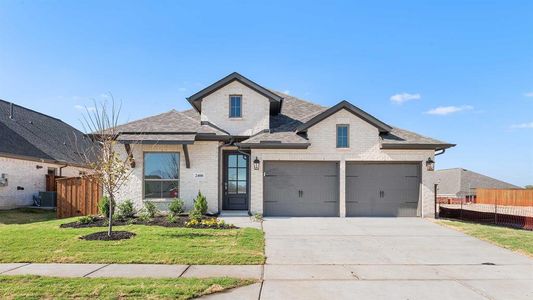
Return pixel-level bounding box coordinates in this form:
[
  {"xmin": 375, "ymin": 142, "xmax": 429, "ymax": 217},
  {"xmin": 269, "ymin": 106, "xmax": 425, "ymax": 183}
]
[
  {"xmin": 253, "ymin": 157, "xmax": 260, "ymax": 170},
  {"xmin": 426, "ymin": 157, "xmax": 435, "ymax": 171}
]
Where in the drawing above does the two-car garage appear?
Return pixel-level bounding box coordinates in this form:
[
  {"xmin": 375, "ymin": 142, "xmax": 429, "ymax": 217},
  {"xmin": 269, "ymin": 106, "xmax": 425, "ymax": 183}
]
[{"xmin": 263, "ymin": 161, "xmax": 421, "ymax": 217}]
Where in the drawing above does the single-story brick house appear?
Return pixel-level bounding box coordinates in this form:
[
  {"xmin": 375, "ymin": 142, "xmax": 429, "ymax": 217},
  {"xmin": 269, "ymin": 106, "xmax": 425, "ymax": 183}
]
[
  {"xmin": 0, "ymin": 100, "xmax": 94, "ymax": 209},
  {"xmin": 114, "ymin": 72, "xmax": 454, "ymax": 217},
  {"xmin": 435, "ymin": 168, "xmax": 522, "ymax": 202}
]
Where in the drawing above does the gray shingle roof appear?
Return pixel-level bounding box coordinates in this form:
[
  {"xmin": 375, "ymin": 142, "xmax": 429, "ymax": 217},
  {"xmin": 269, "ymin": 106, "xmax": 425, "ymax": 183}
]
[
  {"xmin": 114, "ymin": 109, "xmax": 227, "ymax": 136},
  {"xmin": 436, "ymin": 168, "xmax": 522, "ymax": 197},
  {"xmin": 113, "ymin": 89, "xmax": 453, "ymax": 150},
  {"xmin": 0, "ymin": 99, "xmax": 95, "ymax": 166}
]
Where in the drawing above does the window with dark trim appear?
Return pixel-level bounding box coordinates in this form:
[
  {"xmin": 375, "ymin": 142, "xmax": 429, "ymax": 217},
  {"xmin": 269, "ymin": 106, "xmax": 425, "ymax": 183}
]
[
  {"xmin": 229, "ymin": 95, "xmax": 242, "ymax": 118},
  {"xmin": 143, "ymin": 152, "xmax": 180, "ymax": 198},
  {"xmin": 336, "ymin": 124, "xmax": 349, "ymax": 148}
]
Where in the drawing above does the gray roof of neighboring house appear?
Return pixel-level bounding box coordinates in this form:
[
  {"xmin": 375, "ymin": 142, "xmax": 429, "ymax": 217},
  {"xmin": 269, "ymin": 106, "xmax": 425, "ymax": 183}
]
[
  {"xmin": 435, "ymin": 168, "xmax": 522, "ymax": 197},
  {"xmin": 113, "ymin": 82, "xmax": 453, "ymax": 150},
  {"xmin": 0, "ymin": 99, "xmax": 95, "ymax": 166}
]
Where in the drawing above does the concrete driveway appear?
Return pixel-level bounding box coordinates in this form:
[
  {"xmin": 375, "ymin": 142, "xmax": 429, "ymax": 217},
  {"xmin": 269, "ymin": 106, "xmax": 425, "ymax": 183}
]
[{"xmin": 258, "ymin": 218, "xmax": 533, "ymax": 300}]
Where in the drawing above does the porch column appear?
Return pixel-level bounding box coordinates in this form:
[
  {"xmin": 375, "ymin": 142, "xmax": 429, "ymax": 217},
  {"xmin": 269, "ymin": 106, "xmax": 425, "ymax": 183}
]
[{"xmin": 339, "ymin": 159, "xmax": 346, "ymax": 217}]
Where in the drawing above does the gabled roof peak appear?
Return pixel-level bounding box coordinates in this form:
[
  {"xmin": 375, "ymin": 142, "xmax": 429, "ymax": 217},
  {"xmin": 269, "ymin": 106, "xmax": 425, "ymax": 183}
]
[
  {"xmin": 186, "ymin": 72, "xmax": 283, "ymax": 114},
  {"xmin": 296, "ymin": 100, "xmax": 393, "ymax": 133}
]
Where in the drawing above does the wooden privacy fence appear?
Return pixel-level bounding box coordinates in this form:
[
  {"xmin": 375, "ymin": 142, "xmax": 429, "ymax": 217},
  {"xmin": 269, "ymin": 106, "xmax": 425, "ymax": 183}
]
[
  {"xmin": 56, "ymin": 177, "xmax": 101, "ymax": 218},
  {"xmin": 476, "ymin": 188, "xmax": 533, "ymax": 207},
  {"xmin": 45, "ymin": 174, "xmax": 64, "ymax": 192}
]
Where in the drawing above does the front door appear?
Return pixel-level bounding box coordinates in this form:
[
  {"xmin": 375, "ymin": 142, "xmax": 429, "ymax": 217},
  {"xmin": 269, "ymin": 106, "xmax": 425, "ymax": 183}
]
[{"xmin": 223, "ymin": 151, "xmax": 249, "ymax": 210}]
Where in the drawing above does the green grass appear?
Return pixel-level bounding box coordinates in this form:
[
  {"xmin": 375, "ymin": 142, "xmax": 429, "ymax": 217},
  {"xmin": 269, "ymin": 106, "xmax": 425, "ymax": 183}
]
[
  {"xmin": 0, "ymin": 275, "xmax": 253, "ymax": 300},
  {"xmin": 0, "ymin": 208, "xmax": 56, "ymax": 224},
  {"xmin": 438, "ymin": 220, "xmax": 533, "ymax": 257},
  {"xmin": 0, "ymin": 210, "xmax": 265, "ymax": 265}
]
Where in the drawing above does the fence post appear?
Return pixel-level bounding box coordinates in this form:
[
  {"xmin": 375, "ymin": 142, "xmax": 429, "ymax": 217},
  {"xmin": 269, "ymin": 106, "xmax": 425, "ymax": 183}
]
[
  {"xmin": 494, "ymin": 193, "xmax": 498, "ymax": 225},
  {"xmin": 434, "ymin": 184, "xmax": 438, "ymax": 219}
]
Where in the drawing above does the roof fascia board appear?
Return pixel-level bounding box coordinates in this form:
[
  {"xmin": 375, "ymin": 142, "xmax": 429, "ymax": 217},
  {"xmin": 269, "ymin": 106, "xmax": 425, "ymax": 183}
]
[
  {"xmin": 381, "ymin": 143, "xmax": 456, "ymax": 150},
  {"xmin": 0, "ymin": 152, "xmax": 89, "ymax": 169},
  {"xmin": 236, "ymin": 142, "xmax": 310, "ymax": 149}
]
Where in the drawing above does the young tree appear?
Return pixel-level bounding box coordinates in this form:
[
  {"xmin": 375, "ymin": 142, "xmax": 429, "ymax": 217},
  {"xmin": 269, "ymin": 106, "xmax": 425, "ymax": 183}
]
[{"xmin": 78, "ymin": 97, "xmax": 136, "ymax": 237}]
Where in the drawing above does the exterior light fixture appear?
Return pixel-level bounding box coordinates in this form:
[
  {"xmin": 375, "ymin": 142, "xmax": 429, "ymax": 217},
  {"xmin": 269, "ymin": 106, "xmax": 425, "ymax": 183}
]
[
  {"xmin": 426, "ymin": 157, "xmax": 435, "ymax": 171},
  {"xmin": 253, "ymin": 157, "xmax": 260, "ymax": 170}
]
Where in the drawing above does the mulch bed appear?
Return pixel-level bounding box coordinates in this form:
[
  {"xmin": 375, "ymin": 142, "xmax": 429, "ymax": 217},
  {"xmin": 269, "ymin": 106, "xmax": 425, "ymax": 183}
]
[
  {"xmin": 60, "ymin": 215, "xmax": 238, "ymax": 229},
  {"xmin": 80, "ymin": 231, "xmax": 136, "ymax": 241}
]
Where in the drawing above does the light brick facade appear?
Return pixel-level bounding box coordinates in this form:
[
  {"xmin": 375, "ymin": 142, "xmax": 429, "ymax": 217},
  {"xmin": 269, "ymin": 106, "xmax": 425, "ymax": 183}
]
[
  {"xmin": 0, "ymin": 156, "xmax": 87, "ymax": 209},
  {"xmin": 250, "ymin": 109, "xmax": 437, "ymax": 217},
  {"xmin": 201, "ymin": 80, "xmax": 270, "ymax": 136},
  {"xmin": 115, "ymin": 141, "xmax": 220, "ymax": 214}
]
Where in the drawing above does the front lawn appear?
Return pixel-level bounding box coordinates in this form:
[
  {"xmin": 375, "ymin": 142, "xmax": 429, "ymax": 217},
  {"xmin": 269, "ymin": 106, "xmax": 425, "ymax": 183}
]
[
  {"xmin": 0, "ymin": 208, "xmax": 56, "ymax": 224},
  {"xmin": 438, "ymin": 220, "xmax": 533, "ymax": 257},
  {"xmin": 0, "ymin": 210, "xmax": 264, "ymax": 265},
  {"xmin": 0, "ymin": 275, "xmax": 253, "ymax": 300}
]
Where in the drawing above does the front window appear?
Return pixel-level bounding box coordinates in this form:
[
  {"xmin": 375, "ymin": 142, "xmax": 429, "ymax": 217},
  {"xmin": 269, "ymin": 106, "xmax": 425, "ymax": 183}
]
[
  {"xmin": 336, "ymin": 125, "xmax": 349, "ymax": 148},
  {"xmin": 229, "ymin": 95, "xmax": 242, "ymax": 118},
  {"xmin": 143, "ymin": 152, "xmax": 180, "ymax": 198}
]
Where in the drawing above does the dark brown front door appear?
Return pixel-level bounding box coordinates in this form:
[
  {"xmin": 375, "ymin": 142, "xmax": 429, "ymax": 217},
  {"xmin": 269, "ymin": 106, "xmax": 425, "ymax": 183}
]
[{"xmin": 223, "ymin": 151, "xmax": 249, "ymax": 210}]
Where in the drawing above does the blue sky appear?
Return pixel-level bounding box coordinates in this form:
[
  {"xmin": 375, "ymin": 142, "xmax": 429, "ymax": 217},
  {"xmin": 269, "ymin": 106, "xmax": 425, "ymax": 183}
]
[{"xmin": 0, "ymin": 0, "xmax": 532, "ymax": 186}]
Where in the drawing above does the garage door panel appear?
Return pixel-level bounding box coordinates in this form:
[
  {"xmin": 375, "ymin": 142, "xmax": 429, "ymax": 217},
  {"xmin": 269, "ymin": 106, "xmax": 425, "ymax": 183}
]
[
  {"xmin": 346, "ymin": 163, "xmax": 420, "ymax": 217},
  {"xmin": 264, "ymin": 161, "xmax": 339, "ymax": 217}
]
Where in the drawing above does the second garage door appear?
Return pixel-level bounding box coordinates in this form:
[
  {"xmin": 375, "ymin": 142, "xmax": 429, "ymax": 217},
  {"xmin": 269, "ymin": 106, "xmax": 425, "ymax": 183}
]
[
  {"xmin": 264, "ymin": 161, "xmax": 339, "ymax": 217},
  {"xmin": 346, "ymin": 163, "xmax": 420, "ymax": 217}
]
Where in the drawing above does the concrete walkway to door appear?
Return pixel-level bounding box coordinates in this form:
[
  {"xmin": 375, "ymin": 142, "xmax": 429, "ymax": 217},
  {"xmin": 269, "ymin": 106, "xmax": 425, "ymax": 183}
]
[{"xmin": 253, "ymin": 217, "xmax": 533, "ymax": 300}]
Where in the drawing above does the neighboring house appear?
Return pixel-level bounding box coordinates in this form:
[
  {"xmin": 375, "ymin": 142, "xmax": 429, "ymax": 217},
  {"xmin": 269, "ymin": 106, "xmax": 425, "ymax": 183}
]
[
  {"xmin": 0, "ymin": 100, "xmax": 94, "ymax": 209},
  {"xmin": 435, "ymin": 168, "xmax": 522, "ymax": 200},
  {"xmin": 114, "ymin": 72, "xmax": 454, "ymax": 217}
]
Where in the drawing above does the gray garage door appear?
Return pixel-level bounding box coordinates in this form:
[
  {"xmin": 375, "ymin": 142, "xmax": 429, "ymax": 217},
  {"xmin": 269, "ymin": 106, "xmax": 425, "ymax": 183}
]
[
  {"xmin": 264, "ymin": 161, "xmax": 339, "ymax": 217},
  {"xmin": 346, "ymin": 163, "xmax": 420, "ymax": 217}
]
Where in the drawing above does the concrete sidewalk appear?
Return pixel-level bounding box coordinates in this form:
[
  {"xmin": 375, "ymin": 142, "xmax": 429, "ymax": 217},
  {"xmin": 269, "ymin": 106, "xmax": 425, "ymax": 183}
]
[{"xmin": 0, "ymin": 263, "xmax": 262, "ymax": 279}]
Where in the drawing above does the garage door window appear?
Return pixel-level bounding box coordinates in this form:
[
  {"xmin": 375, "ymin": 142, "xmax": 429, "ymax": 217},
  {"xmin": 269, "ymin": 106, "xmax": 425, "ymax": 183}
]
[
  {"xmin": 336, "ymin": 124, "xmax": 349, "ymax": 148},
  {"xmin": 143, "ymin": 152, "xmax": 180, "ymax": 198}
]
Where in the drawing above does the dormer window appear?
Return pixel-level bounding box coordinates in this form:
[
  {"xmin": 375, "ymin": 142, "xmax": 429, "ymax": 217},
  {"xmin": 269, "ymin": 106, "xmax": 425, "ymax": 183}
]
[{"xmin": 229, "ymin": 95, "xmax": 242, "ymax": 118}]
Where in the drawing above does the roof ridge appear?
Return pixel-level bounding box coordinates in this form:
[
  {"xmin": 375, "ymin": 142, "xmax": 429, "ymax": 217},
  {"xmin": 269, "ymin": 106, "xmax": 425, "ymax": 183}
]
[{"xmin": 0, "ymin": 99, "xmax": 64, "ymax": 123}]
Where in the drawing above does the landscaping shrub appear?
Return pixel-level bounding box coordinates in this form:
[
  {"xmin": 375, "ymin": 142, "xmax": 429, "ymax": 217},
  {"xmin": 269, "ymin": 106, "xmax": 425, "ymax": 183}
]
[
  {"xmin": 185, "ymin": 218, "xmax": 231, "ymax": 228},
  {"xmin": 98, "ymin": 196, "xmax": 115, "ymax": 217},
  {"xmin": 168, "ymin": 198, "xmax": 185, "ymax": 215},
  {"xmin": 143, "ymin": 201, "xmax": 159, "ymax": 218},
  {"xmin": 194, "ymin": 191, "xmax": 208, "ymax": 215},
  {"xmin": 166, "ymin": 213, "xmax": 177, "ymax": 223},
  {"xmin": 116, "ymin": 200, "xmax": 135, "ymax": 219},
  {"xmin": 78, "ymin": 215, "xmax": 97, "ymax": 225}
]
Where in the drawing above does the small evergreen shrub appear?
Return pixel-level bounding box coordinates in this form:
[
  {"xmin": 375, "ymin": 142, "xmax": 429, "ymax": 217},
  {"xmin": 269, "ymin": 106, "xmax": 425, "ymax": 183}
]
[
  {"xmin": 78, "ymin": 215, "xmax": 96, "ymax": 224},
  {"xmin": 168, "ymin": 198, "xmax": 185, "ymax": 215},
  {"xmin": 194, "ymin": 191, "xmax": 208, "ymax": 215},
  {"xmin": 189, "ymin": 207, "xmax": 202, "ymax": 222},
  {"xmin": 117, "ymin": 199, "xmax": 135, "ymax": 219},
  {"xmin": 98, "ymin": 196, "xmax": 115, "ymax": 217},
  {"xmin": 166, "ymin": 213, "xmax": 177, "ymax": 223},
  {"xmin": 143, "ymin": 201, "xmax": 159, "ymax": 218}
]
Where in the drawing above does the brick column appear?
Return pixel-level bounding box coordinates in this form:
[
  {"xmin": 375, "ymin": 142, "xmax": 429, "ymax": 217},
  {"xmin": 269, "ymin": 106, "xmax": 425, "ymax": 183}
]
[{"xmin": 339, "ymin": 159, "xmax": 346, "ymax": 217}]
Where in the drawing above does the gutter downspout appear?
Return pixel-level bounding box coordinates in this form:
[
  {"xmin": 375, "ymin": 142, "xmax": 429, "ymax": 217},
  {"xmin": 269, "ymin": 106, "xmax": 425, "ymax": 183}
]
[{"xmin": 59, "ymin": 164, "xmax": 68, "ymax": 176}]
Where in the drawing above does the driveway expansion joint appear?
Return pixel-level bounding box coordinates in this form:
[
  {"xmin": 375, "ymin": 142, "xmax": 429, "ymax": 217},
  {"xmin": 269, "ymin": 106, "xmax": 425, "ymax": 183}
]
[
  {"xmin": 178, "ymin": 265, "xmax": 191, "ymax": 277},
  {"xmin": 0, "ymin": 263, "xmax": 31, "ymax": 275},
  {"xmin": 83, "ymin": 264, "xmax": 110, "ymax": 277}
]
